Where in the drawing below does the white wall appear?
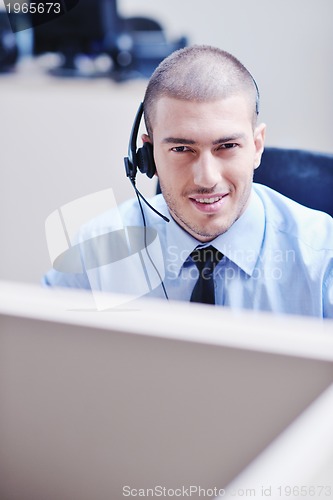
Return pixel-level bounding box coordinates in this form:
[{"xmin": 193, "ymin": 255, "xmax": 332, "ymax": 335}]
[{"xmin": 0, "ymin": 0, "xmax": 332, "ymax": 285}]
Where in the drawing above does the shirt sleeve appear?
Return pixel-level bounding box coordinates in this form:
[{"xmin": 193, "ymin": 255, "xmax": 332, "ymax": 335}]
[
  {"xmin": 323, "ymin": 264, "xmax": 333, "ymax": 319},
  {"xmin": 42, "ymin": 267, "xmax": 91, "ymax": 290}
]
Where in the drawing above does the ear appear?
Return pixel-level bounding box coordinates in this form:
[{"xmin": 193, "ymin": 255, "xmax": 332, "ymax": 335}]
[
  {"xmin": 253, "ymin": 123, "xmax": 266, "ymax": 170},
  {"xmin": 141, "ymin": 133, "xmax": 152, "ymax": 144}
]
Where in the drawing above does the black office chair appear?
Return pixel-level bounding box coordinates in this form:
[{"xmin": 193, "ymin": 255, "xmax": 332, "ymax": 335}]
[{"xmin": 254, "ymin": 147, "xmax": 333, "ymax": 216}]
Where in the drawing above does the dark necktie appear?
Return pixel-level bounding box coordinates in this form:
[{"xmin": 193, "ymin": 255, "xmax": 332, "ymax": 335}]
[{"xmin": 190, "ymin": 245, "xmax": 223, "ymax": 304}]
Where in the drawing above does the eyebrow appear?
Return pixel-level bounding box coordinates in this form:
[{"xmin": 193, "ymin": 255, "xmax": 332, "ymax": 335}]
[
  {"xmin": 212, "ymin": 134, "xmax": 246, "ymax": 145},
  {"xmin": 162, "ymin": 137, "xmax": 196, "ymax": 145},
  {"xmin": 162, "ymin": 134, "xmax": 246, "ymax": 145}
]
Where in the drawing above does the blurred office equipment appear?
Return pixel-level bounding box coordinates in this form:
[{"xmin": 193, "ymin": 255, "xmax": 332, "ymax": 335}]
[
  {"xmin": 112, "ymin": 15, "xmax": 187, "ymax": 81},
  {"xmin": 32, "ymin": 0, "xmax": 187, "ymax": 78},
  {"xmin": 33, "ymin": 0, "xmax": 119, "ymax": 76},
  {"xmin": 254, "ymin": 147, "xmax": 333, "ymax": 216},
  {"xmin": 0, "ymin": 282, "xmax": 333, "ymax": 500},
  {"xmin": 0, "ymin": 11, "xmax": 18, "ymax": 70}
]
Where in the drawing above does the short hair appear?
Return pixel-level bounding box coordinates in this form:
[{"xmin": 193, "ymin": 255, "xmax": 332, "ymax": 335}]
[{"xmin": 143, "ymin": 45, "xmax": 260, "ymax": 137}]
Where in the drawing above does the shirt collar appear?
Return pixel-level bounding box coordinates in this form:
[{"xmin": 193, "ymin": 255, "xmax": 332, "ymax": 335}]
[
  {"xmin": 145, "ymin": 195, "xmax": 199, "ymax": 277},
  {"xmin": 164, "ymin": 213, "xmax": 200, "ymax": 277},
  {"xmin": 153, "ymin": 189, "xmax": 265, "ymax": 277},
  {"xmin": 211, "ymin": 189, "xmax": 265, "ymax": 276}
]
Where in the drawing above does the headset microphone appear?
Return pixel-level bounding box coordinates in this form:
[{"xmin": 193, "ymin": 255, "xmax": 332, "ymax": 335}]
[{"xmin": 124, "ymin": 102, "xmax": 169, "ymax": 223}]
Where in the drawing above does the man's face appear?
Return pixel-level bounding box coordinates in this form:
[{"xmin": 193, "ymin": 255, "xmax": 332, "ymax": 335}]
[{"xmin": 147, "ymin": 95, "xmax": 266, "ymax": 242}]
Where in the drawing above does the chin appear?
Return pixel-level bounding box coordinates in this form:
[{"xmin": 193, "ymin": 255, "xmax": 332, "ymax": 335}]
[
  {"xmin": 187, "ymin": 221, "xmax": 231, "ymax": 241},
  {"xmin": 171, "ymin": 206, "xmax": 235, "ymax": 240}
]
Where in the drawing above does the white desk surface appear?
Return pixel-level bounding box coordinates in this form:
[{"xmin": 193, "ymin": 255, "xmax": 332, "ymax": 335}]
[{"xmin": 1, "ymin": 280, "xmax": 332, "ymax": 362}]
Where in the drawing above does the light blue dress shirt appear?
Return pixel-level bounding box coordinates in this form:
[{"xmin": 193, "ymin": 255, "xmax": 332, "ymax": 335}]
[{"xmin": 43, "ymin": 184, "xmax": 333, "ymax": 318}]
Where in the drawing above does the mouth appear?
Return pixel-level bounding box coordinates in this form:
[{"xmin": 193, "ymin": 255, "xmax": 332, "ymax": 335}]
[
  {"xmin": 193, "ymin": 195, "xmax": 223, "ymax": 204},
  {"xmin": 189, "ymin": 193, "xmax": 229, "ymax": 213}
]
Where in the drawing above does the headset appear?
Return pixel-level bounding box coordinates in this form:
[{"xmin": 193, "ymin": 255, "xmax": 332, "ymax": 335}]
[
  {"xmin": 124, "ymin": 102, "xmax": 169, "ymax": 222},
  {"xmin": 123, "ymin": 102, "xmax": 169, "ymax": 299},
  {"xmin": 123, "ymin": 72, "xmax": 260, "ymax": 213},
  {"xmin": 124, "ymin": 102, "xmax": 156, "ymax": 182}
]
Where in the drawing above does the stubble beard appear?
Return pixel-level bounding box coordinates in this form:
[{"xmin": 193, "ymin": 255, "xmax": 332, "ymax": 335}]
[
  {"xmin": 160, "ymin": 183, "xmax": 251, "ymax": 242},
  {"xmin": 161, "ymin": 188, "xmax": 231, "ymax": 241}
]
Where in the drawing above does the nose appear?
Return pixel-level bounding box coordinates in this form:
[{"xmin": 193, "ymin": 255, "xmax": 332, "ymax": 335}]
[{"xmin": 192, "ymin": 152, "xmax": 221, "ymax": 189}]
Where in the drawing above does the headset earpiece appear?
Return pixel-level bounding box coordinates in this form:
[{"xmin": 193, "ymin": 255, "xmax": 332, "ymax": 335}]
[
  {"xmin": 137, "ymin": 142, "xmax": 156, "ymax": 178},
  {"xmin": 124, "ymin": 103, "xmax": 156, "ymax": 181}
]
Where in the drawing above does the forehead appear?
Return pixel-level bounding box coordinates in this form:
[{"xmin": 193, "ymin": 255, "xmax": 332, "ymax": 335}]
[{"xmin": 151, "ymin": 95, "xmax": 254, "ymax": 139}]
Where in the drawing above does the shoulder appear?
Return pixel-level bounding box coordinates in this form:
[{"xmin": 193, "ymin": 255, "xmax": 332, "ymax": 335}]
[
  {"xmin": 253, "ymin": 183, "xmax": 333, "ymax": 250},
  {"xmin": 77, "ymin": 193, "xmax": 167, "ymax": 240}
]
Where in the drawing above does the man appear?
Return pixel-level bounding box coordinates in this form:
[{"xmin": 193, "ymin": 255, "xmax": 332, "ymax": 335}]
[{"xmin": 44, "ymin": 45, "xmax": 333, "ymax": 317}]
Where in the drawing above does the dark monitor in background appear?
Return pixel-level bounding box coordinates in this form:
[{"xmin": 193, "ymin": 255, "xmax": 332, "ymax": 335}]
[
  {"xmin": 116, "ymin": 15, "xmax": 187, "ymax": 81},
  {"xmin": 33, "ymin": 0, "xmax": 121, "ymax": 76},
  {"xmin": 0, "ymin": 10, "xmax": 18, "ymax": 71},
  {"xmin": 32, "ymin": 0, "xmax": 187, "ymax": 79}
]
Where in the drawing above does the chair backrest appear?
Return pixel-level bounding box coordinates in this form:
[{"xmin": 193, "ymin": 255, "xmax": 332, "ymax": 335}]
[{"xmin": 254, "ymin": 147, "xmax": 333, "ymax": 216}]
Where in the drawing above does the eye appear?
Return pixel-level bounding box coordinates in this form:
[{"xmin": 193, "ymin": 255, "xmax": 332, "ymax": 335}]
[
  {"xmin": 218, "ymin": 143, "xmax": 238, "ymax": 150},
  {"xmin": 171, "ymin": 146, "xmax": 192, "ymax": 153}
]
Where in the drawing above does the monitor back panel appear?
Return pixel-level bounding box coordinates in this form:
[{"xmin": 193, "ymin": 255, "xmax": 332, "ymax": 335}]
[{"xmin": 1, "ymin": 312, "xmax": 333, "ymax": 500}]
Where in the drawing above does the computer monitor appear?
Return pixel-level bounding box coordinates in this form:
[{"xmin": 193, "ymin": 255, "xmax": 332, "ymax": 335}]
[
  {"xmin": 0, "ymin": 281, "xmax": 333, "ymax": 500},
  {"xmin": 32, "ymin": 0, "xmax": 121, "ymax": 75}
]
